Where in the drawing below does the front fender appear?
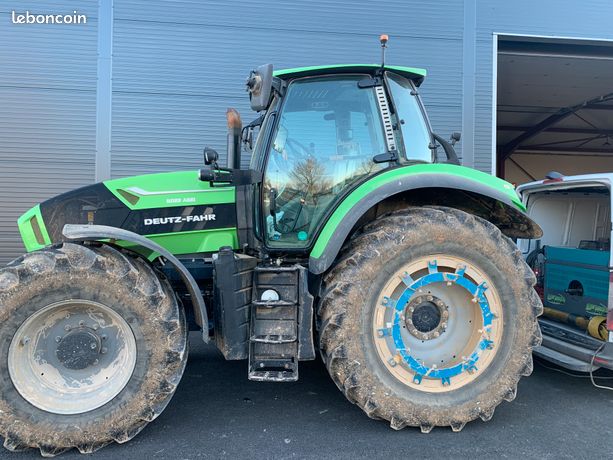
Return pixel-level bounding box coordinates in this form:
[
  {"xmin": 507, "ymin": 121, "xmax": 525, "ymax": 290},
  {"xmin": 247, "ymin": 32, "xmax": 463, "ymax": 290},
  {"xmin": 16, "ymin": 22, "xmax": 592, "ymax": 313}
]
[
  {"xmin": 308, "ymin": 164, "xmax": 542, "ymax": 275},
  {"xmin": 62, "ymin": 224, "xmax": 209, "ymax": 342}
]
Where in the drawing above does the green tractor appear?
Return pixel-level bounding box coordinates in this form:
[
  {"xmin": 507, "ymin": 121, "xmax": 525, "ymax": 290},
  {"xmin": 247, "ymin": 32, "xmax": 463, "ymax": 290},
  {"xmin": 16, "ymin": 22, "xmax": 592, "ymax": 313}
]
[{"xmin": 0, "ymin": 37, "xmax": 542, "ymax": 455}]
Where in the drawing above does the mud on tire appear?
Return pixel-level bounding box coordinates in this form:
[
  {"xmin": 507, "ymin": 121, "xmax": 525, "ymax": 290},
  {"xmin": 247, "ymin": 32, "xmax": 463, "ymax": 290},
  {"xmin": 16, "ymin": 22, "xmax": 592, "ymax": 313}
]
[
  {"xmin": 318, "ymin": 206, "xmax": 542, "ymax": 432},
  {"xmin": 0, "ymin": 243, "xmax": 188, "ymax": 456}
]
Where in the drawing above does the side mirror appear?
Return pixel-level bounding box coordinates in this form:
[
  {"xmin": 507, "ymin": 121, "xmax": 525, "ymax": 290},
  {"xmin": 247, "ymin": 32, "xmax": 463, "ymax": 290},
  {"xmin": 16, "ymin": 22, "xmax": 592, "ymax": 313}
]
[
  {"xmin": 450, "ymin": 132, "xmax": 461, "ymax": 146},
  {"xmin": 242, "ymin": 127, "xmax": 254, "ymax": 151},
  {"xmin": 247, "ymin": 64, "xmax": 273, "ymax": 112},
  {"xmin": 203, "ymin": 147, "xmax": 219, "ymax": 166}
]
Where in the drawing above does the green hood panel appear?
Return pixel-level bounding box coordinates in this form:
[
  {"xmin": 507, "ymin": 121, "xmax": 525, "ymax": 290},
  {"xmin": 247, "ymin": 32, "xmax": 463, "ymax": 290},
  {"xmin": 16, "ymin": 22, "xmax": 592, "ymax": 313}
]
[
  {"xmin": 18, "ymin": 170, "xmax": 239, "ymax": 256},
  {"xmin": 104, "ymin": 170, "xmax": 235, "ymax": 210}
]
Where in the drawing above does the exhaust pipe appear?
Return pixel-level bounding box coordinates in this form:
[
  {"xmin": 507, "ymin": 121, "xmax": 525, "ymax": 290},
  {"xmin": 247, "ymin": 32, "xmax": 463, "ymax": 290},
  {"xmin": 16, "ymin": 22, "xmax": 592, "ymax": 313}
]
[{"xmin": 226, "ymin": 108, "xmax": 242, "ymax": 169}]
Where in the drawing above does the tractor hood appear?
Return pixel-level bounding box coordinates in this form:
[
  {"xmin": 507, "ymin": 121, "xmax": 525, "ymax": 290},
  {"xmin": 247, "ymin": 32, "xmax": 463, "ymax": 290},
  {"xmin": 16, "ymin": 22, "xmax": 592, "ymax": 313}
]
[{"xmin": 18, "ymin": 171, "xmax": 239, "ymax": 255}]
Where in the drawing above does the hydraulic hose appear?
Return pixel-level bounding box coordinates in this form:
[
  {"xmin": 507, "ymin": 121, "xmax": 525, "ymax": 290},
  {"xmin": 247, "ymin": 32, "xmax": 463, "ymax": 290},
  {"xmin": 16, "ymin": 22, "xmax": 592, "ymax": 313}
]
[{"xmin": 542, "ymin": 307, "xmax": 608, "ymax": 340}]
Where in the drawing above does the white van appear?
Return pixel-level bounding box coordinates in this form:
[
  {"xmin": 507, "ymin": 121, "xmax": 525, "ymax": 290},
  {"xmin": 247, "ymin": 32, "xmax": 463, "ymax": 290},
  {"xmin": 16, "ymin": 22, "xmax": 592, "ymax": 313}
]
[{"xmin": 517, "ymin": 173, "xmax": 613, "ymax": 372}]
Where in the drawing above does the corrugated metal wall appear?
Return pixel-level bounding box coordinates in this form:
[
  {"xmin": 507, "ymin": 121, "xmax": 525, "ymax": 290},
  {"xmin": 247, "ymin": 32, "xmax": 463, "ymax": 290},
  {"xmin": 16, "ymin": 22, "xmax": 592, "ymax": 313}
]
[
  {"xmin": 2, "ymin": 0, "xmax": 613, "ymax": 264},
  {"xmin": 0, "ymin": 1, "xmax": 98, "ymax": 264},
  {"xmin": 110, "ymin": 0, "xmax": 464, "ymax": 178}
]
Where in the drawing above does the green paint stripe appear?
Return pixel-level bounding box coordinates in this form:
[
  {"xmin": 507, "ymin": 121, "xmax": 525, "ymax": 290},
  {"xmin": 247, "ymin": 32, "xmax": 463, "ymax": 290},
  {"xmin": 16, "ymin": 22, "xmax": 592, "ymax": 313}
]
[
  {"xmin": 273, "ymin": 64, "xmax": 427, "ymax": 79},
  {"xmin": 310, "ymin": 164, "xmax": 522, "ymax": 259}
]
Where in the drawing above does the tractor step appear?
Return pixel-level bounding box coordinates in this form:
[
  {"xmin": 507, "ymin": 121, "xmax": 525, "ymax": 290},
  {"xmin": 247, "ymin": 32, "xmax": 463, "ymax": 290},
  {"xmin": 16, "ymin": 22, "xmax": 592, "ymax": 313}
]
[{"xmin": 248, "ymin": 265, "xmax": 314, "ymax": 382}]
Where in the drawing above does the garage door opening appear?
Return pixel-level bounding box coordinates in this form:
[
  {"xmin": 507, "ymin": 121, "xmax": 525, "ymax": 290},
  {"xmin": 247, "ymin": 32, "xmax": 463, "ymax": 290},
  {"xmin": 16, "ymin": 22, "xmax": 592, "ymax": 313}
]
[{"xmin": 495, "ymin": 36, "xmax": 613, "ymax": 184}]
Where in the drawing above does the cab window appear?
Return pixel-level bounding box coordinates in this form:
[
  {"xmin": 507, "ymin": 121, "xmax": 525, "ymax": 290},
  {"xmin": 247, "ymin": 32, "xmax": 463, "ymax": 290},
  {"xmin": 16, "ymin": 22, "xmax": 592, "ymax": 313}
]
[
  {"xmin": 386, "ymin": 73, "xmax": 432, "ymax": 162},
  {"xmin": 263, "ymin": 75, "xmax": 386, "ymax": 247}
]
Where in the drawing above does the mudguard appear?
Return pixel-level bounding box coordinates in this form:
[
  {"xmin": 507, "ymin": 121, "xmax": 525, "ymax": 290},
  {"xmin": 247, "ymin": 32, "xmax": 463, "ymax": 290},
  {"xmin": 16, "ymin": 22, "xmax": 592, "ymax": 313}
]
[
  {"xmin": 309, "ymin": 163, "xmax": 542, "ymax": 275},
  {"xmin": 62, "ymin": 224, "xmax": 209, "ymax": 342}
]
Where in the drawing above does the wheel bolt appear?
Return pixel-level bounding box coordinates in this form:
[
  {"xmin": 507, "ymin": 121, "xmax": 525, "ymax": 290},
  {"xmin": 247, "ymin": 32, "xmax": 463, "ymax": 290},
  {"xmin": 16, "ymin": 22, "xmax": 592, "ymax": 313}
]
[
  {"xmin": 64, "ymin": 324, "xmax": 71, "ymax": 331},
  {"xmin": 79, "ymin": 320, "xmax": 85, "ymax": 327},
  {"xmin": 90, "ymin": 342, "xmax": 97, "ymax": 349},
  {"xmin": 55, "ymin": 336, "xmax": 62, "ymax": 343},
  {"xmin": 101, "ymin": 347, "xmax": 107, "ymax": 354},
  {"xmin": 426, "ymin": 295, "xmax": 433, "ymax": 302}
]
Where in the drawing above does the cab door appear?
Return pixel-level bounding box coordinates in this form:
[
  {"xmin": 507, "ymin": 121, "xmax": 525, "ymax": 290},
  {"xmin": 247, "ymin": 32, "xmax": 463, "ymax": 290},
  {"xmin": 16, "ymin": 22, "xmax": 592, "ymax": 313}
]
[{"xmin": 261, "ymin": 75, "xmax": 388, "ymax": 248}]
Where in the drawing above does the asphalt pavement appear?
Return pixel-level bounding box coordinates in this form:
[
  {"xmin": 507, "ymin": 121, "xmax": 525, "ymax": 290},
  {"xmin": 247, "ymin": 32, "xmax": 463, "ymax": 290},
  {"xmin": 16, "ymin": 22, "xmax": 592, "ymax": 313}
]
[{"xmin": 2, "ymin": 332, "xmax": 612, "ymax": 459}]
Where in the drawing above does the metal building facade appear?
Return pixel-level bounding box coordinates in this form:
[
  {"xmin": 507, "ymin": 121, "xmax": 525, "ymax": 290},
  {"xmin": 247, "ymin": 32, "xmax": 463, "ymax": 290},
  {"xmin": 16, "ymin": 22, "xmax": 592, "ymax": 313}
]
[{"xmin": 1, "ymin": 0, "xmax": 612, "ymax": 263}]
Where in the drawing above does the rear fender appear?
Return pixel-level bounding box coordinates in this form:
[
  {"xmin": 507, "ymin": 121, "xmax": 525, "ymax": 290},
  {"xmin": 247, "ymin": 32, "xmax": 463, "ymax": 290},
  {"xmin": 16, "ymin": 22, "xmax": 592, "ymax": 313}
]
[{"xmin": 309, "ymin": 164, "xmax": 542, "ymax": 275}]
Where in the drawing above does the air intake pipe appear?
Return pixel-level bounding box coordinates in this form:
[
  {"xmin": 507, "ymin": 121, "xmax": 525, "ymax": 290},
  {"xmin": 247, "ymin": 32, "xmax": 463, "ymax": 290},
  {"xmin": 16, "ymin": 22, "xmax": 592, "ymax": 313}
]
[{"xmin": 226, "ymin": 108, "xmax": 242, "ymax": 169}]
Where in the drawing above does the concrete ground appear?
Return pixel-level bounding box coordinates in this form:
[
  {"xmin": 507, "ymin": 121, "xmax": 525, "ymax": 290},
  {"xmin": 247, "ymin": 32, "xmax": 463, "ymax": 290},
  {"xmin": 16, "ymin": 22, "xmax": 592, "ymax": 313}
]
[{"xmin": 3, "ymin": 333, "xmax": 612, "ymax": 459}]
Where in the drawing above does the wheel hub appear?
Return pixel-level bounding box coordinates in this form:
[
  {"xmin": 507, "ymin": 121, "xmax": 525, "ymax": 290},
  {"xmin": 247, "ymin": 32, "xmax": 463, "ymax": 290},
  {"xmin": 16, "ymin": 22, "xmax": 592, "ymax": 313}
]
[
  {"xmin": 56, "ymin": 329, "xmax": 102, "ymax": 370},
  {"xmin": 405, "ymin": 295, "xmax": 448, "ymax": 340},
  {"xmin": 8, "ymin": 299, "xmax": 137, "ymax": 415}
]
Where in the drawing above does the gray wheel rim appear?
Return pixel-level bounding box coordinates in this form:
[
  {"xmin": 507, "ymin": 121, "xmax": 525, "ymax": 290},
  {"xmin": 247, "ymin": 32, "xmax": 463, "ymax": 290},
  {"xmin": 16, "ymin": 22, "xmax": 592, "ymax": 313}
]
[
  {"xmin": 8, "ymin": 299, "xmax": 137, "ymax": 415},
  {"xmin": 373, "ymin": 255, "xmax": 503, "ymax": 393}
]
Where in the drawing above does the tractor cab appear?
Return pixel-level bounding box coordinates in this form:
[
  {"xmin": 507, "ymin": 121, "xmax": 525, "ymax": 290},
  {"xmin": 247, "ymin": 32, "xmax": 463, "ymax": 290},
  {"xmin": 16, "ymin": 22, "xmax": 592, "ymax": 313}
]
[{"xmin": 245, "ymin": 60, "xmax": 449, "ymax": 249}]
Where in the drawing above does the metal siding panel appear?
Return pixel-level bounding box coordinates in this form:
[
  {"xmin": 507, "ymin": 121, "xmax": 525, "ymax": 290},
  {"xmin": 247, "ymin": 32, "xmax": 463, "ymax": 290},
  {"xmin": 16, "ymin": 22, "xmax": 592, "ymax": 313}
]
[
  {"xmin": 2, "ymin": 0, "xmax": 467, "ymax": 262},
  {"xmin": 113, "ymin": 0, "xmax": 463, "ymax": 40},
  {"xmin": 473, "ymin": 0, "xmax": 613, "ymax": 173},
  {"xmin": 111, "ymin": 1, "xmax": 463, "ymax": 177},
  {"xmin": 0, "ymin": 6, "xmax": 97, "ymax": 264},
  {"xmin": 111, "ymin": 93, "xmax": 244, "ymax": 177}
]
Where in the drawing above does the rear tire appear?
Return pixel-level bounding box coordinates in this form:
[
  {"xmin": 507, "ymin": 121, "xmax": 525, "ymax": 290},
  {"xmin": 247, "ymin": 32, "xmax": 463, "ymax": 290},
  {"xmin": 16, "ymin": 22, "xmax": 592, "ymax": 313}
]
[
  {"xmin": 0, "ymin": 243, "xmax": 188, "ymax": 456},
  {"xmin": 318, "ymin": 207, "xmax": 542, "ymax": 432}
]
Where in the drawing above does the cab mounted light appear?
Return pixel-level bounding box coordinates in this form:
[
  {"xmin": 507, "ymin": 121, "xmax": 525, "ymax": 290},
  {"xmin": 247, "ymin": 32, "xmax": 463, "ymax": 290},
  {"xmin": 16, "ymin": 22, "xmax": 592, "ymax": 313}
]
[{"xmin": 379, "ymin": 34, "xmax": 389, "ymax": 69}]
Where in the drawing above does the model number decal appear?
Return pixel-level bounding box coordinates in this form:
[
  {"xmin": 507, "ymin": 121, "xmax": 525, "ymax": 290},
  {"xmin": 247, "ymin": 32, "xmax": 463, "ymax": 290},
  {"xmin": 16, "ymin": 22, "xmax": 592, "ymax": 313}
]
[
  {"xmin": 144, "ymin": 214, "xmax": 216, "ymax": 225},
  {"xmin": 165, "ymin": 197, "xmax": 196, "ymax": 204}
]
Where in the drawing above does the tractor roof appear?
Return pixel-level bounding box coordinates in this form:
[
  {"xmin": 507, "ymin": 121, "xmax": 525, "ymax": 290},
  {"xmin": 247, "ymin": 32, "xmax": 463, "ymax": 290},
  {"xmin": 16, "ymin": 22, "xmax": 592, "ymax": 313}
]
[{"xmin": 273, "ymin": 64, "xmax": 427, "ymax": 86}]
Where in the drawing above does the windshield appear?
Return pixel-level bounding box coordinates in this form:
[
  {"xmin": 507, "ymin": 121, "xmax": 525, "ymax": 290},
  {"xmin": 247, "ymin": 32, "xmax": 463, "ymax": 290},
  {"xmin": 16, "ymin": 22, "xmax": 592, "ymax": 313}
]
[{"xmin": 387, "ymin": 73, "xmax": 432, "ymax": 162}]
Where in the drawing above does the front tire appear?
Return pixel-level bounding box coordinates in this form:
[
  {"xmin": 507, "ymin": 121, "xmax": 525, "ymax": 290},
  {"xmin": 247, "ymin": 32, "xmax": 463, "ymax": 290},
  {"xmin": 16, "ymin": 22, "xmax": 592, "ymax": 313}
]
[
  {"xmin": 0, "ymin": 243, "xmax": 188, "ymax": 456},
  {"xmin": 318, "ymin": 207, "xmax": 542, "ymax": 432}
]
